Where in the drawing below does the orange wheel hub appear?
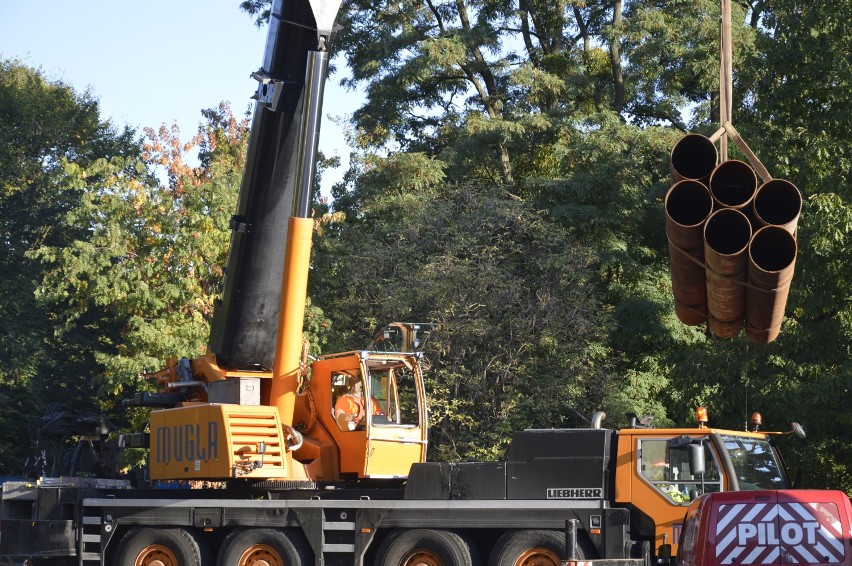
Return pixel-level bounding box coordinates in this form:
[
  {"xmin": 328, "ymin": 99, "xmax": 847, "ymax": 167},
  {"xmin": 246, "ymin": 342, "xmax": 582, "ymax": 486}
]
[
  {"xmin": 514, "ymin": 546, "xmax": 561, "ymax": 566},
  {"xmin": 401, "ymin": 547, "xmax": 445, "ymax": 566},
  {"xmin": 133, "ymin": 544, "xmax": 178, "ymax": 566},
  {"xmin": 238, "ymin": 543, "xmax": 284, "ymax": 566}
]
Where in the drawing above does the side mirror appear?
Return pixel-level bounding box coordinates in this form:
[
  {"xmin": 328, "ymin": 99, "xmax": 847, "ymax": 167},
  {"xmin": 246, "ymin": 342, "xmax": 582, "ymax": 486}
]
[
  {"xmin": 688, "ymin": 443, "xmax": 705, "ymax": 476},
  {"xmin": 791, "ymin": 422, "xmax": 806, "ymax": 439}
]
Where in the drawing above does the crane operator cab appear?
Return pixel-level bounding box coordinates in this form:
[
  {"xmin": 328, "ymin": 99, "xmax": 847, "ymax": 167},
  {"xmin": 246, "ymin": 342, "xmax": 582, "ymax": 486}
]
[{"xmin": 292, "ymin": 347, "xmax": 428, "ymax": 480}]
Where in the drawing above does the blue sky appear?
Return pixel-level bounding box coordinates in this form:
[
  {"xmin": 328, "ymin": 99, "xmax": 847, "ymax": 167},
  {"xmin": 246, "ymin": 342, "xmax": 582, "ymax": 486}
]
[{"xmin": 0, "ymin": 0, "xmax": 356, "ymax": 193}]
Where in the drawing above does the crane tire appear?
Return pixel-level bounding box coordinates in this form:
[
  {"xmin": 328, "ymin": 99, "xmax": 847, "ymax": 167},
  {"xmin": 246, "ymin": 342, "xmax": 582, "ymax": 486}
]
[
  {"xmin": 114, "ymin": 527, "xmax": 206, "ymax": 566},
  {"xmin": 488, "ymin": 529, "xmax": 583, "ymax": 566},
  {"xmin": 376, "ymin": 528, "xmax": 477, "ymax": 566},
  {"xmin": 216, "ymin": 528, "xmax": 312, "ymax": 566}
]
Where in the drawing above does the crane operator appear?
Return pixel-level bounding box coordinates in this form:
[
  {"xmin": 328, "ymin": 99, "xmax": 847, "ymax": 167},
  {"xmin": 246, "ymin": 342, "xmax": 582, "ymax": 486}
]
[{"xmin": 334, "ymin": 377, "xmax": 383, "ymax": 430}]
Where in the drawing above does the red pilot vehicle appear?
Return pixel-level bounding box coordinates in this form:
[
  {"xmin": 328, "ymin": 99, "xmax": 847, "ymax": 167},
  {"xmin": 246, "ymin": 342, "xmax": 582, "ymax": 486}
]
[{"xmin": 677, "ymin": 489, "xmax": 852, "ymax": 566}]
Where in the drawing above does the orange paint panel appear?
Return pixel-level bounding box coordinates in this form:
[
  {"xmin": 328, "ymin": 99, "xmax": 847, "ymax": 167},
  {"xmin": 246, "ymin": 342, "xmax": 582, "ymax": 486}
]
[
  {"xmin": 150, "ymin": 404, "xmax": 295, "ymax": 481},
  {"xmin": 365, "ymin": 431, "xmax": 425, "ymax": 477}
]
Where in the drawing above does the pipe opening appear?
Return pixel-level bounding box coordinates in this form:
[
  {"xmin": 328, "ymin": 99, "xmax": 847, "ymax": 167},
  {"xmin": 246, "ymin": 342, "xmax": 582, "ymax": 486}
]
[
  {"xmin": 666, "ymin": 181, "xmax": 713, "ymax": 227},
  {"xmin": 705, "ymin": 209, "xmax": 751, "ymax": 255},
  {"xmin": 754, "ymin": 180, "xmax": 802, "ymax": 226},
  {"xmin": 750, "ymin": 227, "xmax": 797, "ymax": 272},
  {"xmin": 671, "ymin": 134, "xmax": 718, "ymax": 180},
  {"xmin": 710, "ymin": 160, "xmax": 757, "ymax": 208}
]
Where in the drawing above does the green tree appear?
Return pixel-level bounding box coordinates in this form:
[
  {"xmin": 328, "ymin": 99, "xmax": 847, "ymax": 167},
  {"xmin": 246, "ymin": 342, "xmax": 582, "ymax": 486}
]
[
  {"xmin": 244, "ymin": 1, "xmax": 719, "ymax": 187},
  {"xmin": 244, "ymin": 0, "xmax": 850, "ymax": 488},
  {"xmin": 30, "ymin": 105, "xmax": 249, "ymax": 422},
  {"xmin": 622, "ymin": 0, "xmax": 852, "ymax": 492},
  {"xmin": 313, "ymin": 157, "xmax": 618, "ymax": 460},
  {"xmin": 0, "ymin": 59, "xmax": 136, "ymax": 473}
]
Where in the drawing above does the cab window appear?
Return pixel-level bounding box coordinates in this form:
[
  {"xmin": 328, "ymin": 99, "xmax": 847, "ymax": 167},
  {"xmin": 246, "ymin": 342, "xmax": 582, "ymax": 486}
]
[
  {"xmin": 719, "ymin": 435, "xmax": 788, "ymax": 489},
  {"xmin": 331, "ymin": 371, "xmax": 365, "ymax": 431},
  {"xmin": 639, "ymin": 438, "xmax": 722, "ymax": 504},
  {"xmin": 365, "ymin": 360, "xmax": 419, "ymax": 427},
  {"xmin": 331, "ymin": 371, "xmax": 354, "ymax": 409}
]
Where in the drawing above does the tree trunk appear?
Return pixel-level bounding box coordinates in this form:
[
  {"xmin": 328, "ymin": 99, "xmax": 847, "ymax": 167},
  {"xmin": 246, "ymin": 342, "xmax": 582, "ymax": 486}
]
[
  {"xmin": 609, "ymin": 0, "xmax": 626, "ymax": 113},
  {"xmin": 498, "ymin": 142, "xmax": 514, "ymax": 185}
]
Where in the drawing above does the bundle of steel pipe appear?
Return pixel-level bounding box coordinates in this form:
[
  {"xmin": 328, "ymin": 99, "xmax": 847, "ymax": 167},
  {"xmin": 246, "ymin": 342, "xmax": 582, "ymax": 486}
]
[{"xmin": 665, "ymin": 134, "xmax": 802, "ymax": 343}]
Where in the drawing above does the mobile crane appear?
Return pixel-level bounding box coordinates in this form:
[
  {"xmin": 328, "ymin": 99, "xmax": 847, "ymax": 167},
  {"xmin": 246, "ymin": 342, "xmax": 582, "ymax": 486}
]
[
  {"xmin": 137, "ymin": 0, "xmax": 429, "ymax": 484},
  {"xmin": 0, "ymin": 0, "xmax": 813, "ymax": 564}
]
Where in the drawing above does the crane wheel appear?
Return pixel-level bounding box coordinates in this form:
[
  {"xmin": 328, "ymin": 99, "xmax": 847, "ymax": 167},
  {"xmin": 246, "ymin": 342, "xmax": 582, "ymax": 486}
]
[
  {"xmin": 216, "ymin": 528, "xmax": 312, "ymax": 566},
  {"xmin": 489, "ymin": 529, "xmax": 582, "ymax": 566},
  {"xmin": 114, "ymin": 528, "xmax": 206, "ymax": 566},
  {"xmin": 376, "ymin": 529, "xmax": 476, "ymax": 566}
]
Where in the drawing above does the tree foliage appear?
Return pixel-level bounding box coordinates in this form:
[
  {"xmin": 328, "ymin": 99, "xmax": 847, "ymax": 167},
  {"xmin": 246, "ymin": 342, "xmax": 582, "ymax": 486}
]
[
  {"xmin": 715, "ymin": 0, "xmax": 852, "ymax": 490},
  {"xmin": 244, "ymin": 0, "xmax": 750, "ymax": 186},
  {"xmin": 314, "ymin": 169, "xmax": 617, "ymax": 460},
  {"xmin": 304, "ymin": 0, "xmax": 851, "ymax": 489},
  {"xmin": 30, "ymin": 105, "xmax": 250, "ymax": 419},
  {"xmin": 0, "ymin": 59, "xmax": 136, "ymax": 473}
]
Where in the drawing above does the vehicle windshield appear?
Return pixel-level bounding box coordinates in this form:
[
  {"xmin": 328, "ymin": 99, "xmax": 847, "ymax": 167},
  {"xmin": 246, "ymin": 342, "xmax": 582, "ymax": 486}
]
[
  {"xmin": 365, "ymin": 357, "xmax": 421, "ymax": 427},
  {"xmin": 719, "ymin": 434, "xmax": 789, "ymax": 489}
]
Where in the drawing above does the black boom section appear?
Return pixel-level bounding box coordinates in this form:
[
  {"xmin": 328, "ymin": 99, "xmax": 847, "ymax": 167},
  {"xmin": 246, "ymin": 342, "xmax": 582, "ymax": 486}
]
[{"xmin": 208, "ymin": 0, "xmax": 320, "ymax": 370}]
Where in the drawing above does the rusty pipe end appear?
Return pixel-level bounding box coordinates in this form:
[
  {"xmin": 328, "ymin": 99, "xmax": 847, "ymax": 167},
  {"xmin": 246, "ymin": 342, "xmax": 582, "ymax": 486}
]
[
  {"xmin": 674, "ymin": 300, "xmax": 708, "ymax": 326},
  {"xmin": 709, "ymin": 316, "xmax": 744, "ymax": 339},
  {"xmin": 709, "ymin": 159, "xmax": 757, "ymax": 210},
  {"xmin": 749, "ymin": 225, "xmax": 797, "ymax": 275},
  {"xmin": 704, "ymin": 208, "xmax": 752, "ymax": 258},
  {"xmin": 670, "ymin": 134, "xmax": 718, "ymax": 184},
  {"xmin": 666, "ymin": 180, "xmax": 713, "ymax": 230},
  {"xmin": 754, "ymin": 179, "xmax": 802, "ymax": 235}
]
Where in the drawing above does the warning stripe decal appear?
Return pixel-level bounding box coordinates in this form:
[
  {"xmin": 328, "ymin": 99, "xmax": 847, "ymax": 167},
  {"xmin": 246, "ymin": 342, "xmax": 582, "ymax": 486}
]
[{"xmin": 715, "ymin": 501, "xmax": 845, "ymax": 565}]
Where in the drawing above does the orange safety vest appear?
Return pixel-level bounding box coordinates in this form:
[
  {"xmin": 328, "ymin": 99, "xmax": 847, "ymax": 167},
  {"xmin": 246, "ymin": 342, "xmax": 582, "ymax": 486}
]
[{"xmin": 335, "ymin": 395, "xmax": 382, "ymax": 423}]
